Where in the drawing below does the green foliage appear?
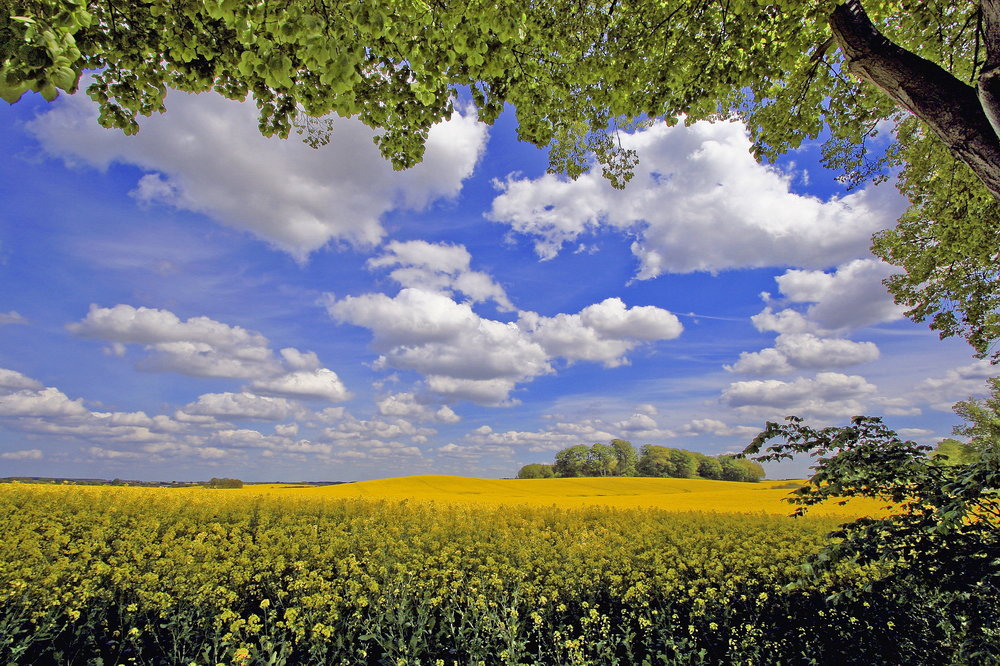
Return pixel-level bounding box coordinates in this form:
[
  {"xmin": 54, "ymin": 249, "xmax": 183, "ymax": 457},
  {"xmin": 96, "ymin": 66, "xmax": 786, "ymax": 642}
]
[
  {"xmin": 952, "ymin": 376, "xmax": 1000, "ymax": 451},
  {"xmin": 0, "ymin": 484, "xmax": 968, "ymax": 665},
  {"xmin": 609, "ymin": 439, "xmax": 637, "ymax": 477},
  {"xmin": 553, "ymin": 444, "xmax": 589, "ymax": 477},
  {"xmin": 719, "ymin": 455, "xmax": 765, "ymax": 483},
  {"xmin": 871, "ymin": 119, "xmax": 1000, "ymax": 363},
  {"xmin": 0, "ymin": 0, "xmax": 975, "ymax": 186},
  {"xmin": 692, "ymin": 452, "xmax": 723, "ymax": 480},
  {"xmin": 585, "ymin": 442, "xmax": 615, "ymax": 476},
  {"xmin": 637, "ymin": 445, "xmax": 700, "ymax": 479},
  {"xmin": 931, "ymin": 438, "xmax": 980, "ymax": 466},
  {"xmin": 744, "ymin": 415, "xmax": 1000, "ymax": 663},
  {"xmin": 516, "ymin": 463, "xmax": 554, "ymax": 479},
  {"xmin": 547, "ymin": 441, "xmax": 760, "ymax": 482},
  {"xmin": 205, "ymin": 477, "xmax": 244, "ymax": 489}
]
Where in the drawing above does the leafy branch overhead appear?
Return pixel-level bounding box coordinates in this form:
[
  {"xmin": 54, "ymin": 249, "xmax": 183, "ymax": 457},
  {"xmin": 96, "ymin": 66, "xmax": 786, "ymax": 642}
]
[
  {"xmin": 1, "ymin": 1, "xmax": 995, "ymax": 186},
  {"xmin": 3, "ymin": 0, "xmax": 1000, "ymax": 359}
]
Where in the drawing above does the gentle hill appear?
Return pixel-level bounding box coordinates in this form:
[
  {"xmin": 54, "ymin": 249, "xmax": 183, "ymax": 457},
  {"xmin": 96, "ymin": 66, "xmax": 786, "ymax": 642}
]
[{"xmin": 239, "ymin": 474, "xmax": 883, "ymax": 517}]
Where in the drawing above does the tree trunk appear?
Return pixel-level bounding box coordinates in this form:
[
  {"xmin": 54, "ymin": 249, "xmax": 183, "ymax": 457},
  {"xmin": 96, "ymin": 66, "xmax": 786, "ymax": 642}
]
[
  {"xmin": 979, "ymin": 0, "xmax": 1000, "ymax": 141},
  {"xmin": 829, "ymin": 0, "xmax": 1000, "ymax": 201}
]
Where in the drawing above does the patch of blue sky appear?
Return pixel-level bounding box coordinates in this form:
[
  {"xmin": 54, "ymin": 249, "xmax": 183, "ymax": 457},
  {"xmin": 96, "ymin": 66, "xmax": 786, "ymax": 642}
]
[{"xmin": 0, "ymin": 87, "xmax": 995, "ymax": 482}]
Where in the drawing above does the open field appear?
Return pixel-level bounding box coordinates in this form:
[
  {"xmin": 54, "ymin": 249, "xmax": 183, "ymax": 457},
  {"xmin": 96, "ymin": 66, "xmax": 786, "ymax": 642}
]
[
  {"xmin": 0, "ymin": 480, "xmax": 968, "ymax": 664},
  {"xmin": 234, "ymin": 474, "xmax": 887, "ymax": 517}
]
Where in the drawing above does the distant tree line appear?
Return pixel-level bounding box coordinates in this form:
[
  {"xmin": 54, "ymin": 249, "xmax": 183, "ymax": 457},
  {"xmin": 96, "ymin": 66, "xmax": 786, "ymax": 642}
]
[
  {"xmin": 518, "ymin": 440, "xmax": 764, "ymax": 482},
  {"xmin": 204, "ymin": 477, "xmax": 244, "ymax": 489}
]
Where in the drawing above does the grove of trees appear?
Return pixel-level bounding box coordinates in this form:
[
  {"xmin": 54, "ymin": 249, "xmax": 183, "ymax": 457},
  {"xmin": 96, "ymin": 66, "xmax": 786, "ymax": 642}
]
[{"xmin": 518, "ymin": 439, "xmax": 764, "ymax": 482}]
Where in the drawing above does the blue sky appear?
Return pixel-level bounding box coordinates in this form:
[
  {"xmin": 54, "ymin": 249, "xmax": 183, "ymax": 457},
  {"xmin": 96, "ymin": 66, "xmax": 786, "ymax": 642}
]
[{"xmin": 1, "ymin": 86, "xmax": 996, "ymax": 482}]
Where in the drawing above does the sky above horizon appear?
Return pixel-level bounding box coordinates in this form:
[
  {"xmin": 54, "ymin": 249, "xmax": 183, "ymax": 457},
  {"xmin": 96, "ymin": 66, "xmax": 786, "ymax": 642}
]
[{"xmin": 1, "ymin": 85, "xmax": 996, "ymax": 482}]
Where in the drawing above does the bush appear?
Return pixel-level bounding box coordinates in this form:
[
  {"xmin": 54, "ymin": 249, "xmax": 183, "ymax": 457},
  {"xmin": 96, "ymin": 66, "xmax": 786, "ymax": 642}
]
[
  {"xmin": 516, "ymin": 464, "xmax": 555, "ymax": 479},
  {"xmin": 204, "ymin": 477, "xmax": 243, "ymax": 489}
]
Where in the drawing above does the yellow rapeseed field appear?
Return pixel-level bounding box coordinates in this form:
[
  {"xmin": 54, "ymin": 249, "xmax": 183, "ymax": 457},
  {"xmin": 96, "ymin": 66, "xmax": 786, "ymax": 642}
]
[{"xmin": 233, "ymin": 474, "xmax": 886, "ymax": 517}]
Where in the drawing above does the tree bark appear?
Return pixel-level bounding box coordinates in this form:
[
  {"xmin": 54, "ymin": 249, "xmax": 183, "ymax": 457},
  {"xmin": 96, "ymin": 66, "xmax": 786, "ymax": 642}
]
[
  {"xmin": 830, "ymin": 0, "xmax": 1000, "ymax": 201},
  {"xmin": 979, "ymin": 0, "xmax": 1000, "ymax": 141}
]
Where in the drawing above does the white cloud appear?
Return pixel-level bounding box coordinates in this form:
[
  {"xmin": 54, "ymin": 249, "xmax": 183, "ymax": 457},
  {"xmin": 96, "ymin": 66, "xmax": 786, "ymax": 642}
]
[
  {"xmin": 721, "ymin": 372, "xmax": 878, "ymax": 419},
  {"xmin": 897, "ymin": 428, "xmax": 935, "ymax": 437},
  {"xmin": 68, "ymin": 304, "xmax": 280, "ymax": 378},
  {"xmin": 376, "ymin": 392, "xmax": 461, "ymax": 423},
  {"xmin": 0, "ymin": 368, "xmax": 354, "ymax": 463},
  {"xmin": 435, "ymin": 442, "xmax": 515, "ymax": 460},
  {"xmin": 274, "ymin": 422, "xmax": 299, "ymax": 437},
  {"xmin": 326, "ymin": 288, "xmax": 681, "ymax": 405},
  {"xmin": 68, "ymin": 304, "xmax": 351, "ymax": 402},
  {"xmin": 321, "ymin": 414, "xmax": 435, "ymax": 446},
  {"xmin": 756, "ymin": 259, "xmax": 907, "ymax": 333},
  {"xmin": 461, "ymin": 412, "xmax": 680, "ymax": 453},
  {"xmin": 0, "ymin": 449, "xmax": 43, "ymax": 460},
  {"xmin": 0, "ymin": 371, "xmax": 193, "ymax": 446},
  {"xmin": 680, "ymin": 419, "xmax": 760, "ymax": 438},
  {"xmin": 612, "ymin": 413, "xmax": 676, "ymax": 439},
  {"xmin": 368, "ymin": 240, "xmax": 513, "ymax": 310},
  {"xmin": 0, "ymin": 369, "xmax": 44, "ymax": 391},
  {"xmin": 28, "ymin": 87, "xmax": 488, "ymax": 260},
  {"xmin": 727, "ymin": 333, "xmax": 879, "ymax": 375},
  {"xmin": 521, "ymin": 298, "xmax": 683, "ymax": 368},
  {"xmin": 326, "ymin": 289, "xmax": 550, "ymax": 405},
  {"xmin": 179, "ymin": 392, "xmax": 308, "ymax": 422},
  {"xmin": 464, "ymin": 423, "xmax": 615, "ymax": 453},
  {"xmin": 489, "ymin": 119, "xmax": 906, "ymax": 277},
  {"xmin": 0, "ymin": 311, "xmax": 29, "ymax": 325},
  {"xmin": 250, "ymin": 369, "xmax": 352, "ymax": 402},
  {"xmin": 910, "ymin": 360, "xmax": 1000, "ymax": 410}
]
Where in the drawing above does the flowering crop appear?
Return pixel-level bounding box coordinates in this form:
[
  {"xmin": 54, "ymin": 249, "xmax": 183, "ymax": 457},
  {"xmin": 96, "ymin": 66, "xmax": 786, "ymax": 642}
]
[{"xmin": 0, "ymin": 483, "xmax": 940, "ymax": 665}]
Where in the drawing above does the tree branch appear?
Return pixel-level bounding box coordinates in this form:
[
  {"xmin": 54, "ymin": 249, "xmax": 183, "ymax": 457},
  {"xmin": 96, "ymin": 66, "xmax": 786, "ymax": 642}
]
[
  {"xmin": 830, "ymin": 0, "xmax": 1000, "ymax": 201},
  {"xmin": 979, "ymin": 0, "xmax": 1000, "ymax": 140}
]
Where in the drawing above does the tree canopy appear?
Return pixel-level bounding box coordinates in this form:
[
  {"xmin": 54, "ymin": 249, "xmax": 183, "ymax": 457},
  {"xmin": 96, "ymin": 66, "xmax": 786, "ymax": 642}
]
[
  {"xmin": 525, "ymin": 441, "xmax": 764, "ymax": 482},
  {"xmin": 3, "ymin": 0, "xmax": 999, "ymax": 357}
]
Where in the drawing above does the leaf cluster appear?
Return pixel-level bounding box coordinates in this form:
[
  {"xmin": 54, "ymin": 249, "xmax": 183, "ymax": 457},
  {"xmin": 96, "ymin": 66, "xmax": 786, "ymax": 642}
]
[
  {"xmin": 1, "ymin": 0, "xmax": 982, "ymax": 188},
  {"xmin": 743, "ymin": 414, "xmax": 1000, "ymax": 662}
]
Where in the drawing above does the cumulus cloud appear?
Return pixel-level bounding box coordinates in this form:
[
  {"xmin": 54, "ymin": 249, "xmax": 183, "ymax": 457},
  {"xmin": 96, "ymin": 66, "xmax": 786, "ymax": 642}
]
[
  {"xmin": 0, "ymin": 311, "xmax": 29, "ymax": 325},
  {"xmin": 910, "ymin": 360, "xmax": 1000, "ymax": 410},
  {"xmin": 28, "ymin": 87, "xmax": 488, "ymax": 259},
  {"xmin": 0, "ymin": 369, "xmax": 194, "ymax": 446},
  {"xmin": 178, "ymin": 392, "xmax": 309, "ymax": 422},
  {"xmin": 721, "ymin": 372, "xmax": 878, "ymax": 419},
  {"xmin": 376, "ymin": 392, "xmax": 461, "ymax": 423},
  {"xmin": 250, "ymin": 369, "xmax": 352, "ymax": 402},
  {"xmin": 0, "ymin": 367, "xmax": 364, "ymax": 464},
  {"xmin": 461, "ymin": 412, "xmax": 678, "ymax": 453},
  {"xmin": 68, "ymin": 304, "xmax": 351, "ymax": 402},
  {"xmin": 680, "ymin": 419, "xmax": 760, "ymax": 438},
  {"xmin": 0, "ymin": 449, "xmax": 43, "ymax": 460},
  {"xmin": 0, "ymin": 369, "xmax": 45, "ymax": 391},
  {"xmin": 726, "ymin": 333, "xmax": 879, "ymax": 375},
  {"xmin": 435, "ymin": 442, "xmax": 515, "ymax": 460},
  {"xmin": 521, "ymin": 298, "xmax": 683, "ymax": 368},
  {"xmin": 326, "ymin": 288, "xmax": 681, "ymax": 404},
  {"xmin": 489, "ymin": 119, "xmax": 906, "ymax": 277},
  {"xmin": 320, "ymin": 413, "xmax": 435, "ymax": 452},
  {"xmin": 755, "ymin": 259, "xmax": 907, "ymax": 334},
  {"xmin": 368, "ymin": 240, "xmax": 513, "ymax": 310}
]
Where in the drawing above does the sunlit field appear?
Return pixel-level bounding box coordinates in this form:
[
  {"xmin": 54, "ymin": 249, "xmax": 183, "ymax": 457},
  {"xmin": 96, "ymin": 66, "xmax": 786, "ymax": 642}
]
[
  {"xmin": 0, "ymin": 478, "xmax": 946, "ymax": 664},
  {"xmin": 235, "ymin": 474, "xmax": 886, "ymax": 517}
]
